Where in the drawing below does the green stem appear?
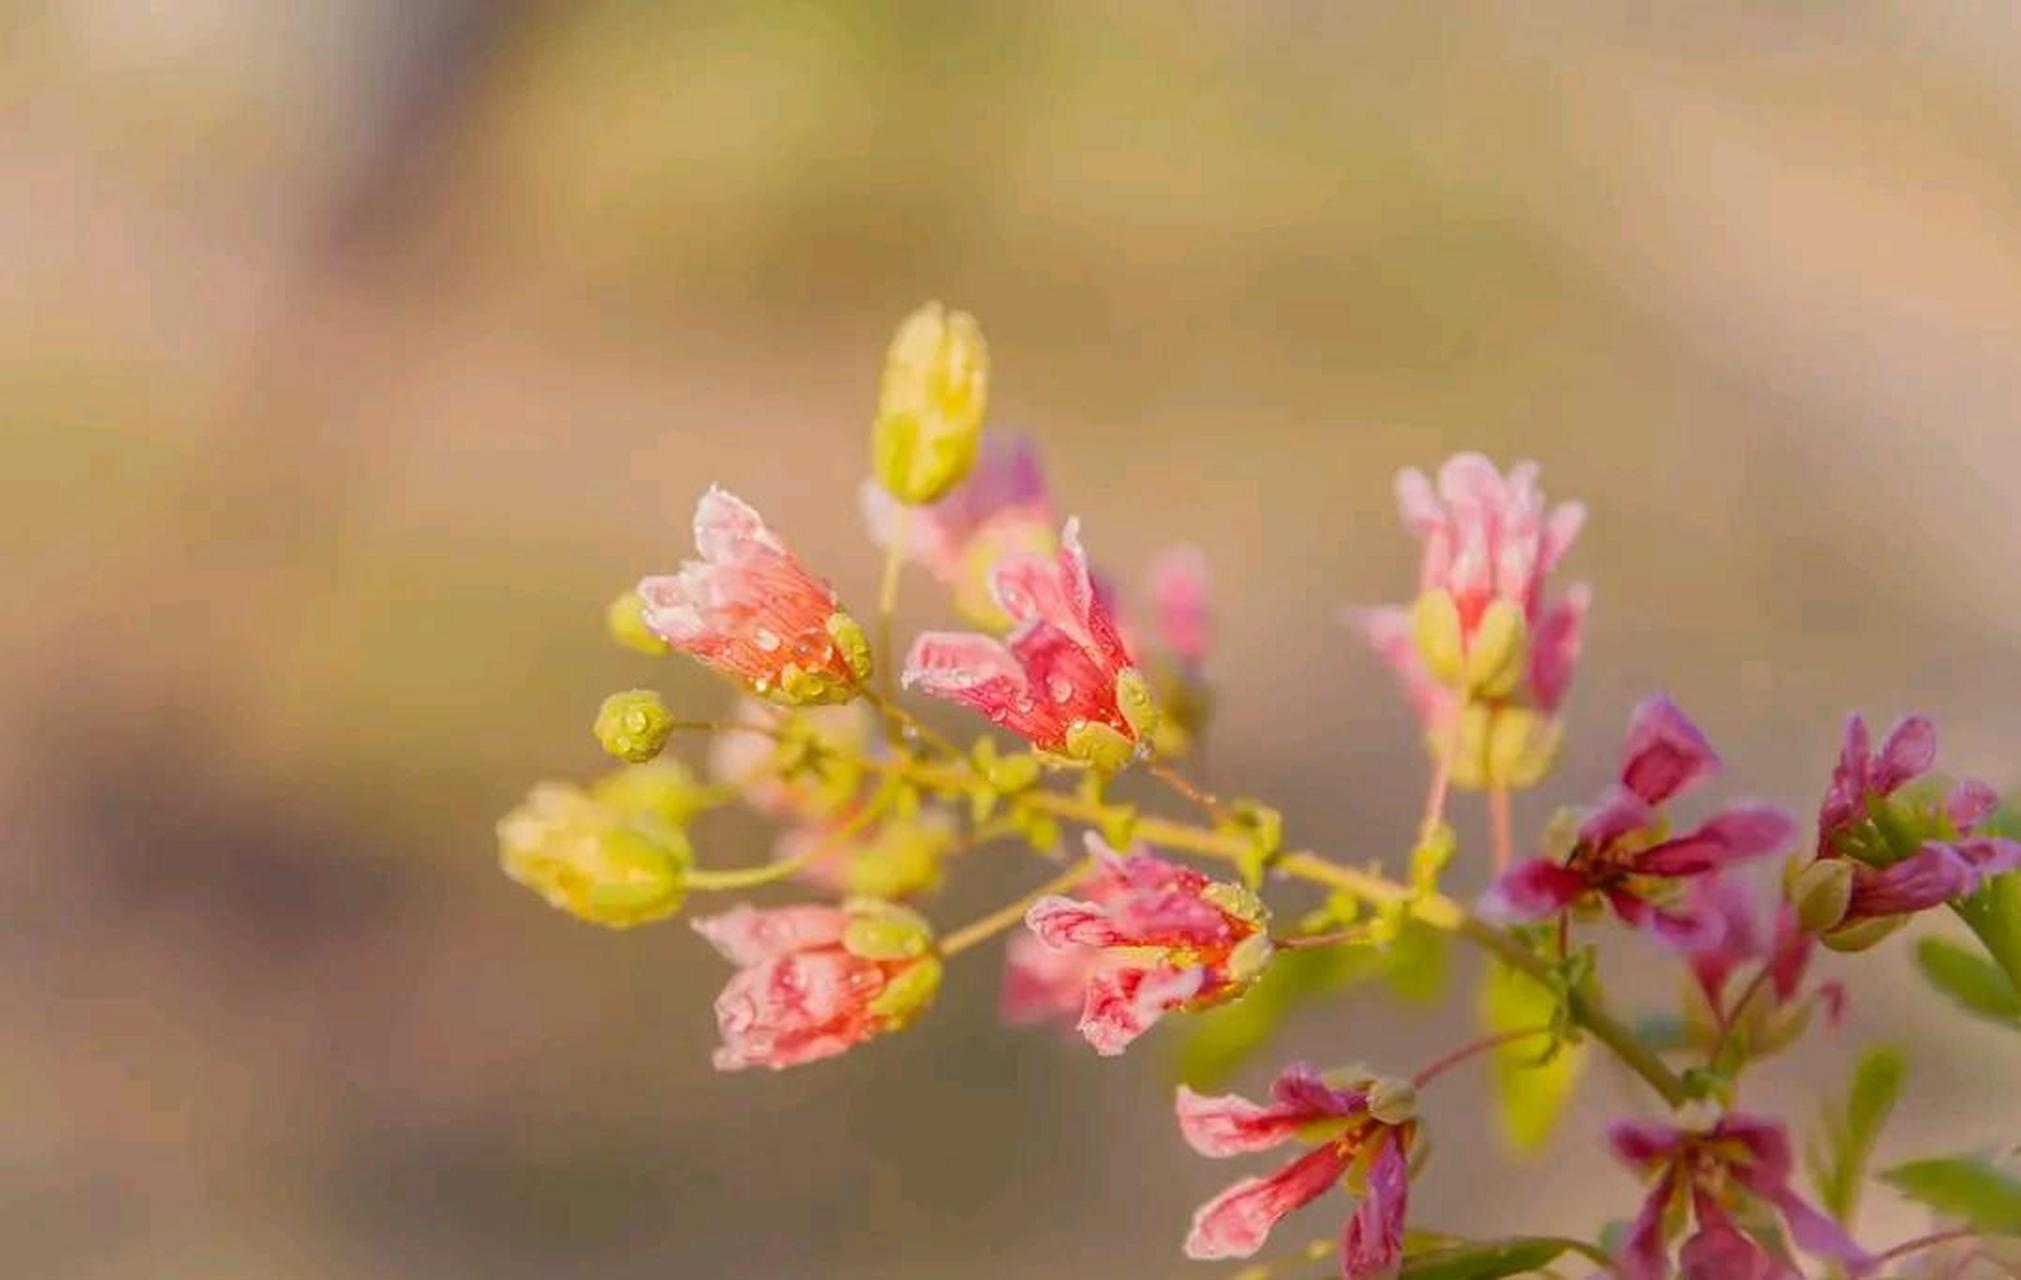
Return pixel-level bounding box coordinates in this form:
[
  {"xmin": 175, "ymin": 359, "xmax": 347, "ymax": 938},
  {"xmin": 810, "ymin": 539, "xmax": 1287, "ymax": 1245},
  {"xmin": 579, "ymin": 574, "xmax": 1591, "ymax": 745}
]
[{"xmin": 685, "ymin": 806, "xmax": 878, "ymax": 892}]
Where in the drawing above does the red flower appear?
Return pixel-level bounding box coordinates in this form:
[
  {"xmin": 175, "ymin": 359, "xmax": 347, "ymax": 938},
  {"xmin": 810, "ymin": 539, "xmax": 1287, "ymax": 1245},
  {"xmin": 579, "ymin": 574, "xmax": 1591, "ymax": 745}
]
[
  {"xmin": 1178, "ymin": 1063, "xmax": 1414, "ymax": 1279},
  {"xmin": 693, "ymin": 901, "xmax": 939, "ymax": 1071},
  {"xmin": 1610, "ymin": 1114, "xmax": 1871, "ymax": 1279},
  {"xmin": 1482, "ymin": 696, "xmax": 1794, "ymax": 945},
  {"xmin": 1019, "ymin": 838, "xmax": 1271, "ymax": 1055},
  {"xmin": 639, "ymin": 488, "xmax": 870, "ymax": 705},
  {"xmin": 904, "ymin": 519, "xmax": 1157, "ymax": 769}
]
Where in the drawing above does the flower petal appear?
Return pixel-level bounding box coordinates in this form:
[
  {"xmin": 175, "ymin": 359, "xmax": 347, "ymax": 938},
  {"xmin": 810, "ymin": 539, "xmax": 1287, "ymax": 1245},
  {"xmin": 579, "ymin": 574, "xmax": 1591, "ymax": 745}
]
[
  {"xmin": 1616, "ymin": 1164, "xmax": 1681, "ymax": 1280},
  {"xmin": 1183, "ymin": 1142, "xmax": 1353, "ymax": 1260},
  {"xmin": 1175, "ymin": 1083, "xmax": 1315, "ymax": 1157},
  {"xmin": 692, "ymin": 904, "xmax": 851, "ymax": 965},
  {"xmin": 1633, "ymin": 805, "xmax": 1796, "ymax": 876},
  {"xmin": 1620, "ymin": 695, "xmax": 1720, "ymax": 806},
  {"xmin": 1078, "ymin": 963, "xmax": 1204, "ymax": 1056},
  {"xmin": 1341, "ymin": 1130, "xmax": 1410, "ymax": 1280},
  {"xmin": 1479, "ymin": 858, "xmax": 1589, "ymax": 922},
  {"xmin": 1946, "ymin": 780, "xmax": 1999, "ymax": 833},
  {"xmin": 1846, "ymin": 845, "xmax": 1979, "ymax": 917},
  {"xmin": 1870, "ymin": 715, "xmax": 1936, "ymax": 795}
]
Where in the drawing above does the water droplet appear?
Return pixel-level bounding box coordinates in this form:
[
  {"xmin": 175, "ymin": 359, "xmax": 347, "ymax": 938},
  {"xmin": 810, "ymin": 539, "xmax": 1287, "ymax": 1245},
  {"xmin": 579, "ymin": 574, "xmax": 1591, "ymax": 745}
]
[
  {"xmin": 1048, "ymin": 676, "xmax": 1074, "ymax": 704},
  {"xmin": 754, "ymin": 628, "xmax": 781, "ymax": 652}
]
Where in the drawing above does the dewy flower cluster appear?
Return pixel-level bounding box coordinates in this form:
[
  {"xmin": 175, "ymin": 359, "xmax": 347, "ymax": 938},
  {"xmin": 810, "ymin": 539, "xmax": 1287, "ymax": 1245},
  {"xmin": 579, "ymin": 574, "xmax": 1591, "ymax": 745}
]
[{"xmin": 500, "ymin": 305, "xmax": 2021, "ymax": 1278}]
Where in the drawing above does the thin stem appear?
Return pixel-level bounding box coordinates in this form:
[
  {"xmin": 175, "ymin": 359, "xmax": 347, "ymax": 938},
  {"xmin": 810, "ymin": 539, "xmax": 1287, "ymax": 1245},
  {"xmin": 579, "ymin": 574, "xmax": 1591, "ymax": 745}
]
[
  {"xmin": 1275, "ymin": 926, "xmax": 1375, "ymax": 951},
  {"xmin": 863, "ymin": 687, "xmax": 961, "ymax": 759},
  {"xmin": 939, "ymin": 857, "xmax": 1094, "ymax": 956},
  {"xmin": 1874, "ymin": 1229, "xmax": 1978, "ymax": 1268},
  {"xmin": 1413, "ymin": 1025, "xmax": 1552, "ymax": 1088},
  {"xmin": 1488, "ymin": 784, "xmax": 1513, "ymax": 873},
  {"xmin": 1149, "ymin": 761, "xmax": 1228, "ymax": 823},
  {"xmin": 1421, "ymin": 711, "xmax": 1460, "ymax": 843},
  {"xmin": 874, "ymin": 507, "xmax": 908, "ymax": 710},
  {"xmin": 685, "ymin": 805, "xmax": 878, "ymax": 892}
]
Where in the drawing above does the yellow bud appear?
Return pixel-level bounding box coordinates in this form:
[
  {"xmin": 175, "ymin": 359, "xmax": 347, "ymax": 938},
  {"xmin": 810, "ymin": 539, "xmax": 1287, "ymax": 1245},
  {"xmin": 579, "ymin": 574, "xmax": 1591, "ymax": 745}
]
[
  {"xmin": 498, "ymin": 783, "xmax": 689, "ymax": 928},
  {"xmin": 590, "ymin": 759, "xmax": 718, "ymax": 828},
  {"xmin": 872, "ymin": 302, "xmax": 989, "ymax": 505},
  {"xmin": 827, "ymin": 611, "xmax": 873, "ymax": 685},
  {"xmin": 1444, "ymin": 701, "xmax": 1494, "ymax": 791},
  {"xmin": 605, "ymin": 590, "xmax": 669, "ymax": 655},
  {"xmin": 1464, "ymin": 598, "xmax": 1529, "ymax": 700},
  {"xmin": 593, "ymin": 689, "xmax": 676, "ymax": 763},
  {"xmin": 1410, "ymin": 589, "xmax": 1466, "ymax": 687},
  {"xmin": 1225, "ymin": 931, "xmax": 1275, "ymax": 985},
  {"xmin": 839, "ymin": 815, "xmax": 957, "ymax": 900},
  {"xmin": 1789, "ymin": 858, "xmax": 1855, "ymax": 934}
]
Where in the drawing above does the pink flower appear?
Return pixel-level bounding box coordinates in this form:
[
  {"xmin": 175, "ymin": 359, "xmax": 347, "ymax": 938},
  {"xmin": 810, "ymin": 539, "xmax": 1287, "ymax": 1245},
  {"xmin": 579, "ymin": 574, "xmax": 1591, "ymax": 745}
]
[
  {"xmin": 1609, "ymin": 1113, "xmax": 1872, "ymax": 1280},
  {"xmin": 861, "ymin": 435, "xmax": 1059, "ymax": 629},
  {"xmin": 1178, "ymin": 1063, "xmax": 1414, "ymax": 1279},
  {"xmin": 693, "ymin": 901, "xmax": 940, "ymax": 1071},
  {"xmin": 1669, "ymin": 875, "xmax": 1845, "ymax": 1047},
  {"xmin": 1018, "ymin": 837, "xmax": 1270, "ymax": 1055},
  {"xmin": 639, "ymin": 488, "xmax": 870, "ymax": 705},
  {"xmin": 1811, "ymin": 714, "xmax": 2021, "ymax": 926},
  {"xmin": 1362, "ymin": 454, "xmax": 1590, "ymax": 717},
  {"xmin": 903, "ymin": 519, "xmax": 1157, "ymax": 769},
  {"xmin": 1481, "ymin": 696, "xmax": 1795, "ymax": 946}
]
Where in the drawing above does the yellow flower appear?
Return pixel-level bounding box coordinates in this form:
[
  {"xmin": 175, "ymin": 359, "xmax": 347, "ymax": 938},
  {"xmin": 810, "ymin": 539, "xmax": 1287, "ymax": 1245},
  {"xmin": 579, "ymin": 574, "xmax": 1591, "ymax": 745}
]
[
  {"xmin": 872, "ymin": 302, "xmax": 989, "ymax": 504},
  {"xmin": 498, "ymin": 782, "xmax": 690, "ymax": 928}
]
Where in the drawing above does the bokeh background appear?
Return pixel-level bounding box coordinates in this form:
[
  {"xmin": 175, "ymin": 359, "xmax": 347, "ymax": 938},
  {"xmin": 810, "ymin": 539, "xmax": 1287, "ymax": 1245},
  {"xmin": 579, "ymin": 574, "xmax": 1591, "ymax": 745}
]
[{"xmin": 8, "ymin": 3, "xmax": 2021, "ymax": 1276}]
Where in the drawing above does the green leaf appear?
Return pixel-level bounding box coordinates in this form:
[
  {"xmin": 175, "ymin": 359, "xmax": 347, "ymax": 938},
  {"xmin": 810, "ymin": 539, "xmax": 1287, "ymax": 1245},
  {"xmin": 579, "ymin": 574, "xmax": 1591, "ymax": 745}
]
[
  {"xmin": 1950, "ymin": 870, "xmax": 2021, "ymax": 1008},
  {"xmin": 1882, "ymin": 1155, "xmax": 2021, "ymax": 1233},
  {"xmin": 1398, "ymin": 1236, "xmax": 1584, "ymax": 1279},
  {"xmin": 1480, "ymin": 958, "xmax": 1585, "ymax": 1153},
  {"xmin": 1915, "ymin": 936, "xmax": 2021, "ymax": 1028},
  {"xmin": 1808, "ymin": 1045, "xmax": 1906, "ymax": 1223}
]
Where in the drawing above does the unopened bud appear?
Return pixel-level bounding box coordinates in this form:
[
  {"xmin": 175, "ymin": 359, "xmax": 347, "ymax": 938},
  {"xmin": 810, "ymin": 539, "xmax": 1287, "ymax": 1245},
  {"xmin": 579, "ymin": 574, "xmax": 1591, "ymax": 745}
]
[
  {"xmin": 497, "ymin": 783, "xmax": 689, "ymax": 929},
  {"xmin": 1366, "ymin": 1076, "xmax": 1419, "ymax": 1125},
  {"xmin": 1789, "ymin": 858, "xmax": 1855, "ymax": 934},
  {"xmin": 1064, "ymin": 719, "xmax": 1136, "ymax": 774},
  {"xmin": 594, "ymin": 689, "xmax": 676, "ymax": 763},
  {"xmin": 1115, "ymin": 668, "xmax": 1161, "ymax": 744},
  {"xmin": 872, "ymin": 302, "xmax": 989, "ymax": 505},
  {"xmin": 843, "ymin": 900, "xmax": 935, "ymax": 961},
  {"xmin": 867, "ymin": 955, "xmax": 944, "ymax": 1025},
  {"xmin": 605, "ymin": 590, "xmax": 670, "ymax": 655},
  {"xmin": 1485, "ymin": 706, "xmax": 1562, "ymax": 792}
]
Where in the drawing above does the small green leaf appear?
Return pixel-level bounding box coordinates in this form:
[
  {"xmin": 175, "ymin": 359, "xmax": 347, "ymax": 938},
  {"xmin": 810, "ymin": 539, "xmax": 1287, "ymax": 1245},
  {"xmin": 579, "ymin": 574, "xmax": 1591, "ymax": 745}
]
[
  {"xmin": 1882, "ymin": 1155, "xmax": 2021, "ymax": 1233},
  {"xmin": 1810, "ymin": 1045, "xmax": 1906, "ymax": 1223},
  {"xmin": 1915, "ymin": 936, "xmax": 2021, "ymax": 1028},
  {"xmin": 1480, "ymin": 958, "xmax": 1585, "ymax": 1153},
  {"xmin": 1398, "ymin": 1236, "xmax": 1582, "ymax": 1279}
]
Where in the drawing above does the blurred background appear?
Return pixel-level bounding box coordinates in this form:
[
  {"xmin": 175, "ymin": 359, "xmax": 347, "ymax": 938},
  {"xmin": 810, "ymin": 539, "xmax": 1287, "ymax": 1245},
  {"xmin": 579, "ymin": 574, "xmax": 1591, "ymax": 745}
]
[{"xmin": 8, "ymin": 3, "xmax": 2021, "ymax": 1276}]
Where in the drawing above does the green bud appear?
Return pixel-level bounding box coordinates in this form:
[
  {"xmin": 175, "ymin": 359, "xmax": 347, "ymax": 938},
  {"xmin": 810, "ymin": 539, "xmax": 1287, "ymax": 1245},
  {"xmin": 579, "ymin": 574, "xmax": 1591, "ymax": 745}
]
[
  {"xmin": 590, "ymin": 758, "xmax": 718, "ymax": 828},
  {"xmin": 1463, "ymin": 598, "xmax": 1529, "ymax": 700},
  {"xmin": 498, "ymin": 783, "xmax": 690, "ymax": 929},
  {"xmin": 1064, "ymin": 720, "xmax": 1136, "ymax": 774},
  {"xmin": 1789, "ymin": 858, "xmax": 1855, "ymax": 934},
  {"xmin": 842, "ymin": 900, "xmax": 935, "ymax": 960},
  {"xmin": 872, "ymin": 302, "xmax": 989, "ymax": 505},
  {"xmin": 605, "ymin": 590, "xmax": 669, "ymax": 655},
  {"xmin": 1410, "ymin": 589, "xmax": 1466, "ymax": 687},
  {"xmin": 827, "ymin": 612, "xmax": 873, "ymax": 684},
  {"xmin": 1115, "ymin": 668, "xmax": 1161, "ymax": 744},
  {"xmin": 593, "ymin": 689, "xmax": 676, "ymax": 763},
  {"xmin": 867, "ymin": 955, "xmax": 943, "ymax": 1025}
]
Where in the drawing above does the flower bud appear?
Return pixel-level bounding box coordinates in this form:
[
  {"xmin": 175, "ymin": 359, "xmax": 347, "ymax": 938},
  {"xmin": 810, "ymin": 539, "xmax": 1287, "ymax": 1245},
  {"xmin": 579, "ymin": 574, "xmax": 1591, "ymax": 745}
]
[
  {"xmin": 843, "ymin": 900, "xmax": 936, "ymax": 961},
  {"xmin": 605, "ymin": 590, "xmax": 670, "ymax": 655},
  {"xmin": 594, "ymin": 689, "xmax": 676, "ymax": 763},
  {"xmin": 1410, "ymin": 589, "xmax": 1466, "ymax": 687},
  {"xmin": 591, "ymin": 758, "xmax": 718, "ymax": 828},
  {"xmin": 872, "ymin": 302, "xmax": 989, "ymax": 505},
  {"xmin": 1788, "ymin": 857, "xmax": 1855, "ymax": 935},
  {"xmin": 1485, "ymin": 706, "xmax": 1561, "ymax": 791},
  {"xmin": 1064, "ymin": 719, "xmax": 1136, "ymax": 774},
  {"xmin": 498, "ymin": 783, "xmax": 689, "ymax": 928},
  {"xmin": 1365, "ymin": 1076, "xmax": 1419, "ymax": 1126}
]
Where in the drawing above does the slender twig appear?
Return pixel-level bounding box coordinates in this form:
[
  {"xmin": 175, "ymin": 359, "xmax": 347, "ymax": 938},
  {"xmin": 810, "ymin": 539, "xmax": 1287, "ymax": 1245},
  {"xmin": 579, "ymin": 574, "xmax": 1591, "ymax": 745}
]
[
  {"xmin": 1274, "ymin": 926, "xmax": 1375, "ymax": 951},
  {"xmin": 1413, "ymin": 1025, "xmax": 1552, "ymax": 1088},
  {"xmin": 1874, "ymin": 1229, "xmax": 1979, "ymax": 1268},
  {"xmin": 685, "ymin": 805, "xmax": 880, "ymax": 892},
  {"xmin": 1149, "ymin": 761, "xmax": 1228, "ymax": 823},
  {"xmin": 939, "ymin": 857, "xmax": 1094, "ymax": 956},
  {"xmin": 1421, "ymin": 713, "xmax": 1461, "ymax": 842}
]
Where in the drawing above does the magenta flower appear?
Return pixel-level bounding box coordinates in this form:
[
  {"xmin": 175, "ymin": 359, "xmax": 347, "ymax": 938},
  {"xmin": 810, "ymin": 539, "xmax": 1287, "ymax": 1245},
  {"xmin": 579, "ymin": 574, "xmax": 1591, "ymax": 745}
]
[
  {"xmin": 639, "ymin": 488, "xmax": 871, "ymax": 705},
  {"xmin": 1178, "ymin": 1063, "xmax": 1414, "ymax": 1278},
  {"xmin": 862, "ymin": 435, "xmax": 1059, "ymax": 629},
  {"xmin": 693, "ymin": 901, "xmax": 939, "ymax": 1071},
  {"xmin": 1669, "ymin": 875, "xmax": 1845, "ymax": 1047},
  {"xmin": 1018, "ymin": 837, "xmax": 1270, "ymax": 1055},
  {"xmin": 903, "ymin": 519, "xmax": 1157, "ymax": 770},
  {"xmin": 1610, "ymin": 1113, "xmax": 1872, "ymax": 1279},
  {"xmin": 1358, "ymin": 454, "xmax": 1591, "ymax": 789},
  {"xmin": 1809, "ymin": 713, "xmax": 2020, "ymax": 929},
  {"xmin": 1481, "ymin": 696, "xmax": 1795, "ymax": 946}
]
